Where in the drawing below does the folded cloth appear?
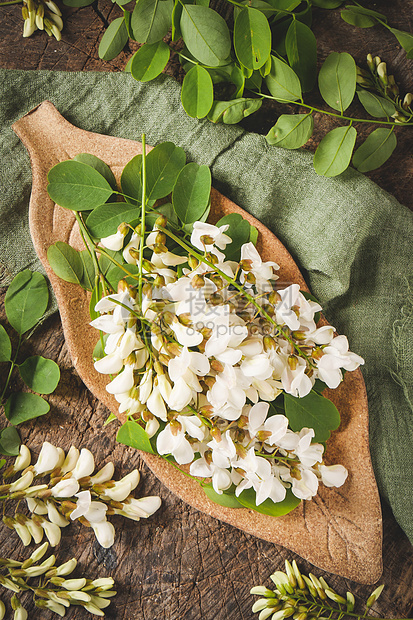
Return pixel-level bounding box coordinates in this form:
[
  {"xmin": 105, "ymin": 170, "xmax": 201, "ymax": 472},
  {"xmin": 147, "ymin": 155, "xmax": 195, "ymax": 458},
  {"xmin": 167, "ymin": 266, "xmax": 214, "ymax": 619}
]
[{"xmin": 1, "ymin": 69, "xmax": 412, "ymax": 543}]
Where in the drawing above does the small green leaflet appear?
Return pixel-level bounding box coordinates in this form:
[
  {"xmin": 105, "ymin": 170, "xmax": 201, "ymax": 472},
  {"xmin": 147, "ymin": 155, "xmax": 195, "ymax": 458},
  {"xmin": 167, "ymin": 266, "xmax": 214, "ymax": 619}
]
[
  {"xmin": 202, "ymin": 484, "xmax": 243, "ymax": 508},
  {"xmin": 47, "ymin": 160, "xmax": 114, "ymax": 211},
  {"xmin": 234, "ymin": 7, "xmax": 271, "ymax": 71},
  {"xmin": 131, "ymin": 0, "xmax": 173, "ymax": 44},
  {"xmin": 73, "ymin": 153, "xmax": 117, "ymax": 190},
  {"xmin": 172, "ymin": 163, "xmax": 211, "ymax": 223},
  {"xmin": 121, "ymin": 155, "xmax": 143, "ymax": 203},
  {"xmin": 266, "ymin": 113, "xmax": 314, "ymax": 149},
  {"xmin": 357, "ymin": 90, "xmax": 396, "ymax": 118},
  {"xmin": 389, "ymin": 28, "xmax": 413, "ymax": 59},
  {"xmin": 80, "ymin": 250, "xmax": 96, "ymax": 291},
  {"xmin": 5, "ymin": 392, "xmax": 50, "ymax": 426},
  {"xmin": 130, "ymin": 41, "xmax": 170, "ymax": 82},
  {"xmin": 0, "ymin": 325, "xmax": 11, "ymax": 363},
  {"xmin": 237, "ymin": 487, "xmax": 301, "ymax": 516},
  {"xmin": 18, "ymin": 356, "xmax": 60, "ymax": 395},
  {"xmin": 207, "ymin": 98, "xmax": 262, "ymax": 124},
  {"xmin": 311, "ymin": 0, "xmax": 343, "ymax": 6},
  {"xmin": 47, "ymin": 242, "xmax": 84, "ymax": 286},
  {"xmin": 181, "ymin": 65, "xmax": 214, "ymax": 119},
  {"xmin": 313, "ymin": 125, "xmax": 357, "ymax": 177},
  {"xmin": 285, "ymin": 20, "xmax": 317, "ymax": 92},
  {"xmin": 146, "ymin": 142, "xmax": 187, "ymax": 201},
  {"xmin": 0, "ymin": 427, "xmax": 21, "ymax": 457},
  {"xmin": 340, "ymin": 9, "xmax": 376, "ymax": 28},
  {"xmin": 284, "ymin": 390, "xmax": 341, "ymax": 443},
  {"xmin": 352, "ymin": 128, "xmax": 397, "ymax": 173},
  {"xmin": 180, "ymin": 4, "xmax": 231, "ymax": 67},
  {"xmin": 318, "ymin": 52, "xmax": 356, "ymax": 113},
  {"xmin": 86, "ymin": 203, "xmax": 141, "ymax": 238},
  {"xmin": 98, "ymin": 16, "xmax": 129, "ymax": 61},
  {"xmin": 4, "ymin": 270, "xmax": 48, "ymax": 336},
  {"xmin": 216, "ymin": 213, "xmax": 253, "ymax": 261},
  {"xmin": 117, "ymin": 420, "xmax": 155, "ymax": 454},
  {"xmin": 265, "ymin": 56, "xmax": 302, "ymax": 103}
]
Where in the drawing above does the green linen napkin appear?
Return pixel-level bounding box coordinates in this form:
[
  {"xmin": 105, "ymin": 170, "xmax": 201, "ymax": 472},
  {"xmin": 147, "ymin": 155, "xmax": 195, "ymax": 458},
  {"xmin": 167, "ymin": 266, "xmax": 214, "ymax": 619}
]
[{"xmin": 1, "ymin": 69, "xmax": 412, "ymax": 544}]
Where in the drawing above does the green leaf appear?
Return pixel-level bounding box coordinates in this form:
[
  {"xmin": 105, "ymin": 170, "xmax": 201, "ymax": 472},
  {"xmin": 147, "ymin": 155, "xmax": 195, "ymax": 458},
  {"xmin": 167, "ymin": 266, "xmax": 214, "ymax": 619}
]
[
  {"xmin": 47, "ymin": 242, "xmax": 84, "ymax": 286},
  {"xmin": 389, "ymin": 28, "xmax": 413, "ymax": 58},
  {"xmin": 352, "ymin": 128, "xmax": 397, "ymax": 173},
  {"xmin": 18, "ymin": 356, "xmax": 60, "ymax": 394},
  {"xmin": 266, "ymin": 113, "xmax": 314, "ymax": 149},
  {"xmin": 47, "ymin": 160, "xmax": 114, "ymax": 211},
  {"xmin": 311, "ymin": 0, "xmax": 343, "ymax": 7},
  {"xmin": 237, "ymin": 487, "xmax": 301, "ymax": 516},
  {"xmin": 73, "ymin": 154, "xmax": 117, "ymax": 190},
  {"xmin": 131, "ymin": 0, "xmax": 173, "ymax": 43},
  {"xmin": 249, "ymin": 225, "xmax": 258, "ymax": 245},
  {"xmin": 106, "ymin": 264, "xmax": 139, "ymax": 290},
  {"xmin": 216, "ymin": 213, "xmax": 251, "ymax": 260},
  {"xmin": 314, "ymin": 125, "xmax": 357, "ymax": 177},
  {"xmin": 181, "ymin": 65, "xmax": 214, "ymax": 119},
  {"xmin": 86, "ymin": 203, "xmax": 141, "ymax": 238},
  {"xmin": 117, "ymin": 420, "xmax": 155, "ymax": 454},
  {"xmin": 146, "ymin": 142, "xmax": 187, "ymax": 201},
  {"xmin": 0, "ymin": 427, "xmax": 21, "ymax": 456},
  {"xmin": 318, "ymin": 52, "xmax": 356, "ymax": 113},
  {"xmin": 104, "ymin": 412, "xmax": 118, "ymax": 426},
  {"xmin": 207, "ymin": 98, "xmax": 262, "ymax": 124},
  {"xmin": 265, "ymin": 56, "xmax": 302, "ymax": 103},
  {"xmin": 121, "ymin": 155, "xmax": 142, "ymax": 203},
  {"xmin": 269, "ymin": 0, "xmax": 301, "ymax": 8},
  {"xmin": 0, "ymin": 325, "xmax": 12, "ymax": 363},
  {"xmin": 230, "ymin": 64, "xmax": 245, "ymax": 98},
  {"xmin": 0, "ymin": 459, "xmax": 6, "ymax": 469},
  {"xmin": 342, "ymin": 5, "xmax": 386, "ymax": 20},
  {"xmin": 130, "ymin": 40, "xmax": 170, "ymax": 82},
  {"xmin": 172, "ymin": 163, "xmax": 211, "ymax": 223},
  {"xmin": 5, "ymin": 392, "xmax": 50, "ymax": 426},
  {"xmin": 98, "ymin": 16, "xmax": 129, "ymax": 61},
  {"xmin": 285, "ymin": 20, "xmax": 317, "ymax": 92},
  {"xmin": 234, "ymin": 7, "xmax": 271, "ymax": 71},
  {"xmin": 79, "ymin": 250, "xmax": 96, "ymax": 292},
  {"xmin": 340, "ymin": 9, "xmax": 376, "ymax": 28},
  {"xmin": 62, "ymin": 0, "xmax": 93, "ymax": 6},
  {"xmin": 5, "ymin": 271, "xmax": 48, "ymax": 335},
  {"xmin": 172, "ymin": 0, "xmax": 182, "ymax": 40},
  {"xmin": 357, "ymin": 89, "xmax": 396, "ymax": 118},
  {"xmin": 180, "ymin": 4, "xmax": 231, "ymax": 67},
  {"xmin": 245, "ymin": 70, "xmax": 262, "ymax": 91},
  {"xmin": 284, "ymin": 390, "xmax": 341, "ymax": 442},
  {"xmin": 202, "ymin": 484, "xmax": 243, "ymax": 508}
]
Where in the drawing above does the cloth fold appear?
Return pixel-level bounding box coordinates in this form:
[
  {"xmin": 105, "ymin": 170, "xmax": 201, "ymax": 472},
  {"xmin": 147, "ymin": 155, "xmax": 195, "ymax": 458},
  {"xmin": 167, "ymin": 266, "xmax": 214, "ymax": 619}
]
[{"xmin": 1, "ymin": 69, "xmax": 412, "ymax": 543}]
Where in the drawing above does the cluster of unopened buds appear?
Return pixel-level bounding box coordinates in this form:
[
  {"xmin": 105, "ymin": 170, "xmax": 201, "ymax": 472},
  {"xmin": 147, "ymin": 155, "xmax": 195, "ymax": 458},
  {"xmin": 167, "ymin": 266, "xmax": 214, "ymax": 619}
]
[
  {"xmin": 0, "ymin": 542, "xmax": 115, "ymax": 618},
  {"xmin": 21, "ymin": 0, "xmax": 63, "ymax": 40},
  {"xmin": 251, "ymin": 560, "xmax": 385, "ymax": 620},
  {"xmin": 357, "ymin": 53, "xmax": 413, "ymax": 123},
  {"xmin": 91, "ymin": 218, "xmax": 364, "ymax": 504},
  {"xmin": 1, "ymin": 442, "xmax": 161, "ymax": 548}
]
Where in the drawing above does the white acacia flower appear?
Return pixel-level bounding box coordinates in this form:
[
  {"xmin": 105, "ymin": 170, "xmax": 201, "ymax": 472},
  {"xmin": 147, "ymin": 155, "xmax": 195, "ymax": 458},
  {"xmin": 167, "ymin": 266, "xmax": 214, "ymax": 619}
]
[
  {"xmin": 234, "ymin": 449, "xmax": 286, "ymax": 505},
  {"xmin": 247, "ymin": 402, "xmax": 289, "ymax": 447},
  {"xmin": 294, "ymin": 428, "xmax": 324, "ymax": 468},
  {"xmin": 51, "ymin": 478, "xmax": 80, "ymax": 498},
  {"xmin": 11, "ymin": 444, "xmax": 31, "ymax": 473},
  {"xmin": 319, "ymin": 464, "xmax": 348, "ymax": 488},
  {"xmin": 105, "ymin": 364, "xmax": 135, "ymax": 395},
  {"xmin": 240, "ymin": 242, "xmax": 279, "ymax": 292},
  {"xmin": 288, "ymin": 468, "xmax": 319, "ymax": 501},
  {"xmin": 157, "ymin": 416, "xmax": 205, "ymax": 465},
  {"xmin": 89, "ymin": 462, "xmax": 115, "ymax": 485},
  {"xmin": 33, "ymin": 442, "xmax": 61, "ymax": 476},
  {"xmin": 316, "ymin": 335, "xmax": 364, "ymax": 389},
  {"xmin": 191, "ymin": 222, "xmax": 231, "ymax": 257},
  {"xmin": 119, "ymin": 496, "xmax": 162, "ymax": 520},
  {"xmin": 9, "ymin": 470, "xmax": 34, "ymax": 492},
  {"xmin": 91, "ymin": 520, "xmax": 116, "ymax": 548},
  {"xmin": 70, "ymin": 491, "xmax": 107, "ymax": 523},
  {"xmin": 71, "ymin": 448, "xmax": 95, "ymax": 480},
  {"xmin": 190, "ymin": 457, "xmax": 232, "ymax": 494},
  {"xmin": 61, "ymin": 446, "xmax": 80, "ymax": 474},
  {"xmin": 46, "ymin": 501, "xmax": 70, "ymax": 527},
  {"xmin": 100, "ymin": 229, "xmax": 126, "ymax": 251},
  {"xmin": 123, "ymin": 232, "xmax": 140, "ymax": 264}
]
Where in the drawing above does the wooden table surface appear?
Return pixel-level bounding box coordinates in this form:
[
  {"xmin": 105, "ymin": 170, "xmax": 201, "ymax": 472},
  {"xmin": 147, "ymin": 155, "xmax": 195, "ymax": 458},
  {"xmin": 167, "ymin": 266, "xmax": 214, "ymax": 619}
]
[{"xmin": 1, "ymin": 1, "xmax": 413, "ymax": 618}]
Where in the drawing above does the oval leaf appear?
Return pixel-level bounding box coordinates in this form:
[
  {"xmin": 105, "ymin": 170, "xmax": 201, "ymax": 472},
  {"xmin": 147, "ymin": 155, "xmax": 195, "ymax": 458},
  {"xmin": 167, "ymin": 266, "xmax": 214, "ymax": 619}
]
[
  {"xmin": 389, "ymin": 28, "xmax": 413, "ymax": 58},
  {"xmin": 131, "ymin": 0, "xmax": 173, "ymax": 43},
  {"xmin": 86, "ymin": 203, "xmax": 141, "ymax": 238},
  {"xmin": 47, "ymin": 242, "xmax": 84, "ymax": 286},
  {"xmin": 19, "ymin": 355, "xmax": 60, "ymax": 394},
  {"xmin": 234, "ymin": 7, "xmax": 271, "ymax": 71},
  {"xmin": 0, "ymin": 427, "xmax": 21, "ymax": 456},
  {"xmin": 121, "ymin": 155, "xmax": 142, "ymax": 203},
  {"xmin": 117, "ymin": 420, "xmax": 155, "ymax": 454},
  {"xmin": 172, "ymin": 163, "xmax": 211, "ymax": 224},
  {"xmin": 0, "ymin": 325, "xmax": 12, "ymax": 363},
  {"xmin": 237, "ymin": 487, "xmax": 301, "ymax": 516},
  {"xmin": 98, "ymin": 16, "xmax": 129, "ymax": 61},
  {"xmin": 340, "ymin": 9, "xmax": 376, "ymax": 28},
  {"xmin": 180, "ymin": 4, "xmax": 231, "ymax": 67},
  {"xmin": 47, "ymin": 160, "xmax": 114, "ymax": 211},
  {"xmin": 266, "ymin": 113, "xmax": 314, "ymax": 149},
  {"xmin": 285, "ymin": 20, "xmax": 317, "ymax": 92},
  {"xmin": 318, "ymin": 52, "xmax": 356, "ymax": 113},
  {"xmin": 313, "ymin": 125, "xmax": 357, "ymax": 177},
  {"xmin": 80, "ymin": 250, "xmax": 96, "ymax": 292},
  {"xmin": 202, "ymin": 484, "xmax": 243, "ymax": 508},
  {"xmin": 352, "ymin": 128, "xmax": 397, "ymax": 173},
  {"xmin": 284, "ymin": 390, "xmax": 341, "ymax": 442},
  {"xmin": 5, "ymin": 392, "xmax": 50, "ymax": 425},
  {"xmin": 181, "ymin": 65, "xmax": 214, "ymax": 119},
  {"xmin": 5, "ymin": 270, "xmax": 48, "ymax": 335},
  {"xmin": 216, "ymin": 213, "xmax": 251, "ymax": 261},
  {"xmin": 357, "ymin": 89, "xmax": 396, "ymax": 118},
  {"xmin": 130, "ymin": 40, "xmax": 170, "ymax": 82},
  {"xmin": 207, "ymin": 98, "xmax": 262, "ymax": 124},
  {"xmin": 265, "ymin": 56, "xmax": 302, "ymax": 102},
  {"xmin": 73, "ymin": 153, "xmax": 117, "ymax": 189},
  {"xmin": 146, "ymin": 142, "xmax": 187, "ymax": 201}
]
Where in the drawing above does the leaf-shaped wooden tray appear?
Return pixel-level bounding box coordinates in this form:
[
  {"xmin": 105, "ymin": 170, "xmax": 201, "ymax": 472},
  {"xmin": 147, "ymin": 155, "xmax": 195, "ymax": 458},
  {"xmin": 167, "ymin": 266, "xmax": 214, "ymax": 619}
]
[{"xmin": 13, "ymin": 101, "xmax": 382, "ymax": 584}]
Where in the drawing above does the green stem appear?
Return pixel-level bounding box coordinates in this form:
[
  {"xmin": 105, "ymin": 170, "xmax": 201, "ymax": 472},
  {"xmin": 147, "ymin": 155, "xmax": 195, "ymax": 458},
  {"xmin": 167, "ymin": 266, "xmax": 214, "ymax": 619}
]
[
  {"xmin": 138, "ymin": 134, "xmax": 147, "ymax": 308},
  {"xmin": 0, "ymin": 334, "xmax": 22, "ymax": 404},
  {"xmin": 0, "ymin": 0, "xmax": 22, "ymax": 5}
]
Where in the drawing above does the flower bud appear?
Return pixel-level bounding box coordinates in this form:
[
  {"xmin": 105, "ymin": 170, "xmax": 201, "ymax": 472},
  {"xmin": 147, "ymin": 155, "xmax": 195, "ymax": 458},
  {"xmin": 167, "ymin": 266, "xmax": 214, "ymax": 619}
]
[
  {"xmin": 51, "ymin": 478, "xmax": 80, "ymax": 498},
  {"xmin": 30, "ymin": 542, "xmax": 49, "ymax": 563},
  {"xmin": 9, "ymin": 470, "xmax": 34, "ymax": 492},
  {"xmin": 191, "ymin": 274, "xmax": 205, "ymax": 289},
  {"xmin": 55, "ymin": 558, "xmax": 77, "ymax": 577},
  {"xmin": 377, "ymin": 62, "xmax": 387, "ymax": 85},
  {"xmin": 366, "ymin": 584, "xmax": 384, "ymax": 608},
  {"xmin": 0, "ymin": 601, "xmax": 5, "ymax": 620},
  {"xmin": 91, "ymin": 520, "xmax": 115, "ymax": 548},
  {"xmin": 44, "ymin": 0, "xmax": 62, "ymax": 15},
  {"xmin": 366, "ymin": 53, "xmax": 374, "ymax": 71},
  {"xmin": 5, "ymin": 445, "xmax": 31, "ymax": 478},
  {"xmin": 346, "ymin": 591, "xmax": 355, "ymax": 611},
  {"xmin": 403, "ymin": 93, "xmax": 413, "ymax": 110},
  {"xmin": 71, "ymin": 448, "xmax": 95, "ymax": 480},
  {"xmin": 34, "ymin": 442, "xmax": 61, "ymax": 476}
]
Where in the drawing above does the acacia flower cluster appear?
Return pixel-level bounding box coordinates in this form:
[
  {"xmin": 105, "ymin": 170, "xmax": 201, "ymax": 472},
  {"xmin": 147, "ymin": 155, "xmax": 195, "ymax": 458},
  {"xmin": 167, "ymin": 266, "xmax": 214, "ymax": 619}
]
[
  {"xmin": 0, "ymin": 542, "xmax": 115, "ymax": 617},
  {"xmin": 21, "ymin": 0, "xmax": 63, "ymax": 39},
  {"xmin": 91, "ymin": 218, "xmax": 363, "ymax": 505},
  {"xmin": 1, "ymin": 442, "xmax": 161, "ymax": 548}
]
